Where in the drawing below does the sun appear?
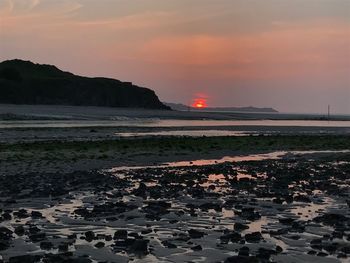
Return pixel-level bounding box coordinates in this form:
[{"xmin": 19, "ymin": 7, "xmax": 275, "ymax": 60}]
[{"xmin": 192, "ymin": 98, "xmax": 207, "ymax": 109}]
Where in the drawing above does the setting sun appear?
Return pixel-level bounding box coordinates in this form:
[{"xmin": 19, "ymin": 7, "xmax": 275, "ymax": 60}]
[{"xmin": 192, "ymin": 98, "xmax": 207, "ymax": 109}]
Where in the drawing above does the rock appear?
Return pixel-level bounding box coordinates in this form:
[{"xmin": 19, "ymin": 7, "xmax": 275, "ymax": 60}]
[
  {"xmin": 13, "ymin": 209, "xmax": 29, "ymax": 219},
  {"xmin": 74, "ymin": 208, "xmax": 90, "ymax": 218},
  {"xmin": 40, "ymin": 241, "xmax": 53, "ymax": 250},
  {"xmin": 9, "ymin": 255, "xmax": 41, "ymax": 263},
  {"xmin": 29, "ymin": 232, "xmax": 46, "ymax": 242},
  {"xmin": 220, "ymin": 232, "xmax": 241, "ymax": 243},
  {"xmin": 141, "ymin": 229, "xmax": 152, "ymax": 235},
  {"xmin": 293, "ymin": 195, "xmax": 311, "ymax": 203},
  {"xmin": 162, "ymin": 240, "xmax": 177, "ymax": 248},
  {"xmin": 105, "ymin": 235, "xmax": 112, "ymax": 241},
  {"xmin": 130, "ymin": 239, "xmax": 149, "ymax": 254},
  {"xmin": 337, "ymin": 253, "xmax": 347, "ymax": 259},
  {"xmin": 58, "ymin": 242, "xmax": 69, "ymax": 252},
  {"xmin": 0, "ymin": 240, "xmax": 10, "ymax": 251},
  {"xmin": 191, "ymin": 245, "xmax": 202, "ymax": 251},
  {"xmin": 239, "ymin": 246, "xmax": 250, "ymax": 256},
  {"xmin": 224, "ymin": 256, "xmax": 259, "ymax": 263},
  {"xmin": 28, "ymin": 226, "xmax": 41, "ymax": 234},
  {"xmin": 314, "ymin": 213, "xmax": 348, "ymax": 226},
  {"xmin": 234, "ymin": 223, "xmax": 249, "ymax": 231},
  {"xmin": 128, "ymin": 232, "xmax": 140, "ymax": 239},
  {"xmin": 85, "ymin": 231, "xmax": 95, "ymax": 242},
  {"xmin": 0, "ymin": 226, "xmax": 12, "ymax": 235},
  {"xmin": 2, "ymin": 212, "xmax": 12, "ymax": 221},
  {"xmin": 14, "ymin": 226, "xmax": 25, "ymax": 236},
  {"xmin": 188, "ymin": 229, "xmax": 205, "ymax": 239},
  {"xmin": 257, "ymin": 248, "xmax": 277, "ymax": 260},
  {"xmin": 279, "ymin": 217, "xmax": 295, "ymax": 225},
  {"xmin": 238, "ymin": 207, "xmax": 261, "ymax": 221},
  {"xmin": 323, "ymin": 243, "xmax": 337, "ymax": 254},
  {"xmin": 341, "ymin": 246, "xmax": 350, "ymax": 254},
  {"xmin": 245, "ymin": 232, "xmax": 263, "ymax": 243},
  {"xmin": 94, "ymin": 242, "xmax": 105, "ymax": 248},
  {"xmin": 67, "ymin": 235, "xmax": 77, "ymax": 243},
  {"xmin": 308, "ymin": 250, "xmax": 317, "ymax": 255},
  {"xmin": 114, "ymin": 238, "xmax": 135, "ymax": 248},
  {"xmin": 276, "ymin": 245, "xmax": 283, "ymax": 253},
  {"xmin": 114, "ymin": 230, "xmax": 128, "ymax": 240},
  {"xmin": 133, "ymin": 183, "xmax": 147, "ymax": 197},
  {"xmin": 31, "ymin": 211, "xmax": 43, "ymax": 218},
  {"xmin": 317, "ymin": 252, "xmax": 328, "ymax": 257}
]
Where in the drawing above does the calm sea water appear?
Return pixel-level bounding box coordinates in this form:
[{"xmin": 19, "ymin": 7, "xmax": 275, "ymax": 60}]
[{"xmin": 1, "ymin": 119, "xmax": 350, "ymax": 128}]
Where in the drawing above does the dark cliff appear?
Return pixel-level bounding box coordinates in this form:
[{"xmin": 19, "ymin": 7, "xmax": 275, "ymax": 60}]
[{"xmin": 0, "ymin": 59, "xmax": 170, "ymax": 110}]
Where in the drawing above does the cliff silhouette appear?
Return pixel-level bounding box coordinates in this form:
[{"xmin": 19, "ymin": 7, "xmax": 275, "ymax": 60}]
[{"xmin": 0, "ymin": 59, "xmax": 170, "ymax": 110}]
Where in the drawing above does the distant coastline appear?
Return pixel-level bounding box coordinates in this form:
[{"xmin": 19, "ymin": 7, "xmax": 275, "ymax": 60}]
[{"xmin": 164, "ymin": 102, "xmax": 278, "ymax": 113}]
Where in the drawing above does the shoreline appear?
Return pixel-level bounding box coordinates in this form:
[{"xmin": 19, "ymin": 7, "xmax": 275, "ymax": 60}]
[
  {"xmin": 1, "ymin": 104, "xmax": 350, "ymax": 121},
  {"xmin": 2, "ymin": 135, "xmax": 350, "ymax": 175},
  {"xmin": 0, "ymin": 125, "xmax": 350, "ymax": 144}
]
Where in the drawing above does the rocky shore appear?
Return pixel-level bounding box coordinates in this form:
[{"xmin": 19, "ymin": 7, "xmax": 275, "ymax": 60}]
[{"xmin": 1, "ymin": 148, "xmax": 349, "ymax": 262}]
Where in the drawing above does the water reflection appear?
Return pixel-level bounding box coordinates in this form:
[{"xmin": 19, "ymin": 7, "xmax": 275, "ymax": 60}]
[{"xmin": 2, "ymin": 119, "xmax": 350, "ymax": 128}]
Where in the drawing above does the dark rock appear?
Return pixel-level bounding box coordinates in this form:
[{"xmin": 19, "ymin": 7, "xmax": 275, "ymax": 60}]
[
  {"xmin": 114, "ymin": 238, "xmax": 135, "ymax": 248},
  {"xmin": 130, "ymin": 239, "xmax": 149, "ymax": 254},
  {"xmin": 257, "ymin": 248, "xmax": 277, "ymax": 260},
  {"xmin": 238, "ymin": 207, "xmax": 261, "ymax": 221},
  {"xmin": 141, "ymin": 229, "xmax": 152, "ymax": 235},
  {"xmin": 31, "ymin": 211, "xmax": 43, "ymax": 218},
  {"xmin": 13, "ymin": 209, "xmax": 29, "ymax": 219},
  {"xmin": 105, "ymin": 235, "xmax": 112, "ymax": 241},
  {"xmin": 224, "ymin": 256, "xmax": 259, "ymax": 263},
  {"xmin": 337, "ymin": 253, "xmax": 347, "ymax": 259},
  {"xmin": 317, "ymin": 252, "xmax": 328, "ymax": 257},
  {"xmin": 29, "ymin": 232, "xmax": 46, "ymax": 242},
  {"xmin": 188, "ymin": 229, "xmax": 205, "ymax": 239},
  {"xmin": 294, "ymin": 195, "xmax": 311, "ymax": 203},
  {"xmin": 341, "ymin": 246, "xmax": 350, "ymax": 254},
  {"xmin": 28, "ymin": 226, "xmax": 41, "ymax": 234},
  {"xmin": 114, "ymin": 230, "xmax": 128, "ymax": 240},
  {"xmin": 9, "ymin": 255, "xmax": 41, "ymax": 263},
  {"xmin": 276, "ymin": 245, "xmax": 283, "ymax": 253},
  {"xmin": 314, "ymin": 213, "xmax": 348, "ymax": 226},
  {"xmin": 162, "ymin": 240, "xmax": 177, "ymax": 248},
  {"xmin": 2, "ymin": 212, "xmax": 12, "ymax": 221},
  {"xmin": 0, "ymin": 226, "xmax": 13, "ymax": 240},
  {"xmin": 279, "ymin": 218, "xmax": 295, "ymax": 225},
  {"xmin": 85, "ymin": 231, "xmax": 95, "ymax": 242},
  {"xmin": 245, "ymin": 232, "xmax": 263, "ymax": 243},
  {"xmin": 323, "ymin": 243, "xmax": 338, "ymax": 254},
  {"xmin": 220, "ymin": 232, "xmax": 241, "ymax": 243},
  {"xmin": 239, "ymin": 246, "xmax": 250, "ymax": 256},
  {"xmin": 58, "ymin": 242, "xmax": 69, "ymax": 252},
  {"xmin": 14, "ymin": 226, "xmax": 25, "ymax": 236},
  {"xmin": 234, "ymin": 223, "xmax": 249, "ymax": 231},
  {"xmin": 94, "ymin": 242, "xmax": 105, "ymax": 248},
  {"xmin": 0, "ymin": 240, "xmax": 10, "ymax": 251},
  {"xmin": 191, "ymin": 245, "xmax": 202, "ymax": 251},
  {"xmin": 40, "ymin": 241, "xmax": 53, "ymax": 250}
]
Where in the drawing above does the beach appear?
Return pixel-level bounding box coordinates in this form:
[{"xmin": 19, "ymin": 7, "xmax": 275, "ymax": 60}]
[{"xmin": 0, "ymin": 105, "xmax": 350, "ymax": 263}]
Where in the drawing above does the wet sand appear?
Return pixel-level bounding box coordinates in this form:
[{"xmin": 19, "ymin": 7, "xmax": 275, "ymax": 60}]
[
  {"xmin": 0, "ymin": 120, "xmax": 350, "ymax": 262},
  {"xmin": 0, "ymin": 149, "xmax": 349, "ymax": 262}
]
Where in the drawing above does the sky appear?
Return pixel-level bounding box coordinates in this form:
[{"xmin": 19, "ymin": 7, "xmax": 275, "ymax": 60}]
[{"xmin": 0, "ymin": 0, "xmax": 349, "ymax": 113}]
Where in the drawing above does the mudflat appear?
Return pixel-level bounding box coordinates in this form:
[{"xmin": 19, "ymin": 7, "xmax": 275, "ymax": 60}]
[{"xmin": 1, "ymin": 133, "xmax": 350, "ymax": 262}]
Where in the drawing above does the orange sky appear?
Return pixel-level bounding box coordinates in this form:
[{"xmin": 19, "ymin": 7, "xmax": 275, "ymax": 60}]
[{"xmin": 0, "ymin": 0, "xmax": 349, "ymax": 113}]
